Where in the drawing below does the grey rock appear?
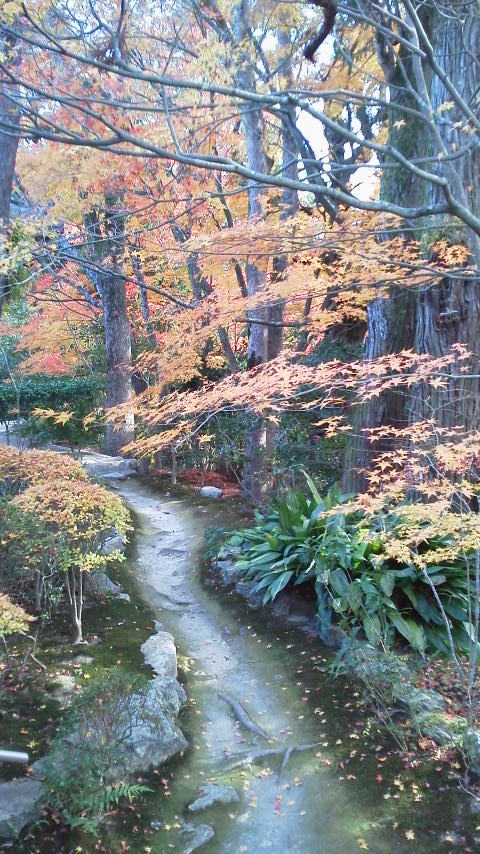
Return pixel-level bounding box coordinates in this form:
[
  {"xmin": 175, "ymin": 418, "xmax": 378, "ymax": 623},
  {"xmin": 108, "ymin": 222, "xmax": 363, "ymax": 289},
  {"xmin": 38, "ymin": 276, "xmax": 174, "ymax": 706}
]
[
  {"xmin": 215, "ymin": 559, "xmax": 239, "ymax": 585},
  {"xmin": 217, "ymin": 545, "xmax": 241, "ymax": 560},
  {"xmin": 199, "ymin": 486, "xmax": 223, "ymax": 499},
  {"xmin": 418, "ymin": 719, "xmax": 459, "ymax": 746},
  {"xmin": 110, "ymin": 679, "xmax": 187, "ymax": 778},
  {"xmin": 181, "ymin": 821, "xmax": 215, "ymax": 853},
  {"xmin": 50, "ymin": 673, "xmax": 77, "ymax": 707},
  {"xmin": 116, "ymin": 592, "xmax": 131, "ymax": 603},
  {"xmin": 29, "ymin": 758, "xmax": 47, "ymax": 782},
  {"xmin": 81, "ymin": 451, "xmax": 138, "ymax": 481},
  {"xmin": 401, "ymin": 688, "xmax": 445, "ymax": 715},
  {"xmin": 86, "ymin": 570, "xmax": 124, "ymax": 597},
  {"xmin": 141, "ymin": 631, "xmax": 178, "ymax": 679},
  {"xmin": 44, "ymin": 677, "xmax": 187, "ymax": 784},
  {"xmin": 235, "ymin": 580, "xmax": 263, "ymax": 609},
  {"xmin": 347, "ymin": 644, "xmax": 410, "ymax": 682},
  {"xmin": 463, "ymin": 730, "xmax": 480, "ymax": 776},
  {"xmin": 188, "ymin": 783, "xmax": 239, "ymax": 813},
  {"xmin": 150, "ymin": 676, "xmax": 187, "ymax": 712},
  {"xmin": 59, "ymin": 655, "xmax": 92, "ymax": 668},
  {"xmin": 100, "ymin": 534, "xmax": 126, "ymax": 555},
  {"xmin": 73, "ymin": 655, "xmax": 94, "ymax": 666},
  {"xmin": 418, "ymin": 716, "xmax": 452, "ymax": 745},
  {"xmin": 99, "ymin": 470, "xmax": 135, "ymax": 482},
  {"xmin": 0, "ymin": 779, "xmax": 46, "ymax": 839}
]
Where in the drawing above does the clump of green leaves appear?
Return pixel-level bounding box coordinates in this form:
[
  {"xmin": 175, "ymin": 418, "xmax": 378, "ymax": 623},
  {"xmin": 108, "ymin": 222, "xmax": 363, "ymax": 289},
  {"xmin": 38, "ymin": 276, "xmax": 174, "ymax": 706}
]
[
  {"xmin": 231, "ymin": 474, "xmax": 475, "ymax": 657},
  {"xmin": 0, "ymin": 498, "xmax": 69, "ymax": 627},
  {"xmin": 203, "ymin": 525, "xmax": 229, "ymax": 560},
  {"xmin": 0, "ymin": 374, "xmax": 103, "ymax": 445},
  {"xmin": 0, "ymin": 446, "xmax": 131, "ymax": 643}
]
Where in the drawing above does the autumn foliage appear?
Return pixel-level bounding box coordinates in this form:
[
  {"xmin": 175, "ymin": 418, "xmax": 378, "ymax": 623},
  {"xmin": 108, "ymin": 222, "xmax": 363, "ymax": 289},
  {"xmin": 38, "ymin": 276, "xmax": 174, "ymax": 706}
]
[
  {"xmin": 0, "ymin": 445, "xmax": 87, "ymax": 495},
  {"xmin": 13, "ymin": 478, "xmax": 130, "ymax": 569},
  {"xmin": 0, "ymin": 447, "xmax": 130, "ymax": 644},
  {"xmin": 0, "ymin": 593, "xmax": 33, "ymax": 641}
]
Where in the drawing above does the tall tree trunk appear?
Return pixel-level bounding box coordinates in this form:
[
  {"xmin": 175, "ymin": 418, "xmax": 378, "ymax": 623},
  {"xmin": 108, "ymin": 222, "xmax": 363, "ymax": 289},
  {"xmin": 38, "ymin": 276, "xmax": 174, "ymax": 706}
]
[
  {"xmin": 102, "ymin": 270, "xmax": 134, "ymax": 455},
  {"xmin": 269, "ymin": 28, "xmax": 298, "ymax": 361},
  {"xmin": 343, "ymin": 6, "xmax": 480, "ymax": 491},
  {"xmin": 410, "ymin": 12, "xmax": 480, "ymax": 432},
  {"xmin": 233, "ymin": 2, "xmax": 271, "ymax": 503},
  {"xmin": 265, "ymin": 29, "xmax": 299, "ymax": 467},
  {"xmin": 85, "ymin": 203, "xmax": 134, "ymax": 455},
  {"xmin": 0, "ymin": 29, "xmax": 20, "ymax": 316}
]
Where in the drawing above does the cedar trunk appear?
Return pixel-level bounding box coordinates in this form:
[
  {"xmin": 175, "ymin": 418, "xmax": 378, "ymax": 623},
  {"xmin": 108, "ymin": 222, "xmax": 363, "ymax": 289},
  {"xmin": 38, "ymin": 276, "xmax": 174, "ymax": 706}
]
[
  {"xmin": 102, "ymin": 272, "xmax": 134, "ymax": 456},
  {"xmin": 343, "ymin": 6, "xmax": 480, "ymax": 492},
  {"xmin": 85, "ymin": 203, "xmax": 134, "ymax": 456},
  {"xmin": 0, "ymin": 39, "xmax": 20, "ymax": 316},
  {"xmin": 234, "ymin": 4, "xmax": 271, "ymax": 503}
]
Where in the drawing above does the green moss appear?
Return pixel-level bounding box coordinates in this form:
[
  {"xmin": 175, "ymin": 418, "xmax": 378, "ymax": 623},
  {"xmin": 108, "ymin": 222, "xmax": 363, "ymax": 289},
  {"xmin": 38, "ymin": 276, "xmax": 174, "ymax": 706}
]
[{"xmin": 415, "ymin": 711, "xmax": 468, "ymax": 745}]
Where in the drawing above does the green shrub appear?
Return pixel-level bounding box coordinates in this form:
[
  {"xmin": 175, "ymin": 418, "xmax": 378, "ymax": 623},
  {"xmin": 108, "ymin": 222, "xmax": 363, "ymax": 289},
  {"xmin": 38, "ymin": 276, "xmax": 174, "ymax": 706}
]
[
  {"xmin": 13, "ymin": 478, "xmax": 131, "ymax": 642},
  {"xmin": 0, "ymin": 499, "xmax": 67, "ymax": 617},
  {"xmin": 231, "ymin": 475, "xmax": 475, "ymax": 657},
  {"xmin": 0, "ymin": 374, "xmax": 102, "ymax": 446},
  {"xmin": 0, "ymin": 445, "xmax": 87, "ymax": 497},
  {"xmin": 203, "ymin": 526, "xmax": 229, "ymax": 559},
  {"xmin": 42, "ymin": 670, "xmax": 152, "ymax": 833}
]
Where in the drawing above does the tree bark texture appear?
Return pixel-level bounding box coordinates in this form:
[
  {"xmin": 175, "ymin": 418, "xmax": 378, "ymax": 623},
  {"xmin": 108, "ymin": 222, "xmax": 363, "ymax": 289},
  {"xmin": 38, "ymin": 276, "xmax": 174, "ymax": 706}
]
[
  {"xmin": 411, "ymin": 10, "xmax": 480, "ymax": 431},
  {"xmin": 102, "ymin": 270, "xmax": 134, "ymax": 455},
  {"xmin": 0, "ymin": 29, "xmax": 21, "ymax": 316},
  {"xmin": 85, "ymin": 204, "xmax": 134, "ymax": 456},
  {"xmin": 233, "ymin": 2, "xmax": 271, "ymax": 503},
  {"xmin": 343, "ymin": 4, "xmax": 480, "ymax": 492}
]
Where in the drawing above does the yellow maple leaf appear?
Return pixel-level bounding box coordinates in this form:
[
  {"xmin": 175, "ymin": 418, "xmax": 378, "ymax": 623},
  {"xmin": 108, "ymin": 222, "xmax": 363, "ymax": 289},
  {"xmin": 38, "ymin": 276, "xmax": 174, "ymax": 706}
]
[
  {"xmin": 54, "ymin": 411, "xmax": 74, "ymax": 425},
  {"xmin": 82, "ymin": 412, "xmax": 96, "ymax": 428}
]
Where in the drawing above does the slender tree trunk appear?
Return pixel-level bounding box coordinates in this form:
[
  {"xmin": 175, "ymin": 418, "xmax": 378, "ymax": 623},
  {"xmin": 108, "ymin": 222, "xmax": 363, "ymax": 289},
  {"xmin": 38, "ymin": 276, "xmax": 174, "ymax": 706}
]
[
  {"xmin": 0, "ymin": 31, "xmax": 20, "ymax": 316},
  {"xmin": 171, "ymin": 447, "xmax": 177, "ymax": 485},
  {"xmin": 66, "ymin": 567, "xmax": 83, "ymax": 645},
  {"xmin": 129, "ymin": 246, "xmax": 156, "ymax": 350},
  {"xmin": 270, "ymin": 29, "xmax": 298, "ymax": 361},
  {"xmin": 233, "ymin": 2, "xmax": 273, "ymax": 503},
  {"xmin": 34, "ymin": 569, "xmax": 43, "ymax": 613},
  {"xmin": 172, "ymin": 222, "xmax": 240, "ymax": 372}
]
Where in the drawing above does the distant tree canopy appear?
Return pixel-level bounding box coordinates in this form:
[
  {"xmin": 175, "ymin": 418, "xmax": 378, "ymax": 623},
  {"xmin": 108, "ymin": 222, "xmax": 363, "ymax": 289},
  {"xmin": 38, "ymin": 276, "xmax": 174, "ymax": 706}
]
[{"xmin": 0, "ymin": 0, "xmax": 478, "ymax": 498}]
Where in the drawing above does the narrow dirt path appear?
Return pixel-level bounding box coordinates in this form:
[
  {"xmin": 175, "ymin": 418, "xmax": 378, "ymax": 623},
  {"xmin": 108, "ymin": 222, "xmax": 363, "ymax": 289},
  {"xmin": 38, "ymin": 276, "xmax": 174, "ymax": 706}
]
[{"xmin": 115, "ymin": 478, "xmax": 428, "ymax": 854}]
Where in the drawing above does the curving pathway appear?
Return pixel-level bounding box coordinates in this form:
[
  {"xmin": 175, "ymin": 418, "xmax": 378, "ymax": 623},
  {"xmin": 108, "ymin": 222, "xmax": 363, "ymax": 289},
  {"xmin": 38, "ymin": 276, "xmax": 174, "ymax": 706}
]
[{"xmin": 114, "ymin": 477, "xmax": 435, "ymax": 854}]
